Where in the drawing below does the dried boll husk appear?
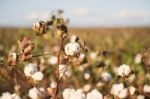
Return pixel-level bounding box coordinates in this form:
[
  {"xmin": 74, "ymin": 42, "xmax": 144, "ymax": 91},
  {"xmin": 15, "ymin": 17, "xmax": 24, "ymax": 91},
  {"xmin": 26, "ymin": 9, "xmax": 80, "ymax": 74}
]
[
  {"xmin": 143, "ymin": 48, "xmax": 150, "ymax": 72},
  {"xmin": 7, "ymin": 53, "xmax": 19, "ymax": 66}
]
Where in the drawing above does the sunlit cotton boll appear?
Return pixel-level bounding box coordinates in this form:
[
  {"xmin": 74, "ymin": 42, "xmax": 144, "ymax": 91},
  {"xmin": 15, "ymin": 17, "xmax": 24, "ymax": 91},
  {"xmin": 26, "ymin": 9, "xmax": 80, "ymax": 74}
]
[
  {"xmin": 128, "ymin": 86, "xmax": 136, "ymax": 95},
  {"xmin": 63, "ymin": 88, "xmax": 75, "ymax": 99},
  {"xmin": 137, "ymin": 95, "xmax": 145, "ymax": 99},
  {"xmin": 29, "ymin": 87, "xmax": 44, "ymax": 99},
  {"xmin": 100, "ymin": 72, "xmax": 112, "ymax": 82},
  {"xmin": 0, "ymin": 92, "xmax": 12, "ymax": 99},
  {"xmin": 87, "ymin": 89, "xmax": 103, "ymax": 99},
  {"xmin": 24, "ymin": 63, "xmax": 38, "ymax": 77},
  {"xmin": 117, "ymin": 64, "xmax": 132, "ymax": 77},
  {"xmin": 143, "ymin": 84, "xmax": 150, "ymax": 93},
  {"xmin": 32, "ymin": 71, "xmax": 44, "ymax": 81},
  {"xmin": 59, "ymin": 64, "xmax": 67, "ymax": 77},
  {"xmin": 65, "ymin": 42, "xmax": 80, "ymax": 56},
  {"xmin": 134, "ymin": 53, "xmax": 142, "ymax": 64},
  {"xmin": 70, "ymin": 89, "xmax": 86, "ymax": 99},
  {"xmin": 50, "ymin": 81, "xmax": 57, "ymax": 88},
  {"xmin": 48, "ymin": 56, "xmax": 58, "ymax": 65}
]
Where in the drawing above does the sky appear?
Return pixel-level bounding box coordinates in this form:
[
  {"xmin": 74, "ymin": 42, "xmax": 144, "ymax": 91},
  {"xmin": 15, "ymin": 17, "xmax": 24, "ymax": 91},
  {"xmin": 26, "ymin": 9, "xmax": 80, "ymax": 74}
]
[{"xmin": 0, "ymin": 0, "xmax": 150, "ymax": 27}]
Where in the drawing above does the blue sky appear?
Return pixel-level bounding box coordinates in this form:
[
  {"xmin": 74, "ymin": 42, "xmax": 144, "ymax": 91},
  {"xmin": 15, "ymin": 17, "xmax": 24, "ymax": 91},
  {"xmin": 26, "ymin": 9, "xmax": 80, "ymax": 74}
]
[{"xmin": 0, "ymin": 0, "xmax": 150, "ymax": 27}]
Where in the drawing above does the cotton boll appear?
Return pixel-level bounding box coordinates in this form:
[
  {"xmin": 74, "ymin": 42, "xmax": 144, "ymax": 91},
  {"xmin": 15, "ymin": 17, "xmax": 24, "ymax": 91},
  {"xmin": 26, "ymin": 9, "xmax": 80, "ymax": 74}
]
[
  {"xmin": 84, "ymin": 72, "xmax": 91, "ymax": 80},
  {"xmin": 83, "ymin": 84, "xmax": 91, "ymax": 92},
  {"xmin": 50, "ymin": 82, "xmax": 57, "ymax": 88},
  {"xmin": 70, "ymin": 35, "xmax": 79, "ymax": 43},
  {"xmin": 32, "ymin": 71, "xmax": 44, "ymax": 81},
  {"xmin": 87, "ymin": 89, "xmax": 103, "ymax": 99},
  {"xmin": 117, "ymin": 64, "xmax": 132, "ymax": 77},
  {"xmin": 118, "ymin": 88, "xmax": 128, "ymax": 99},
  {"xmin": 100, "ymin": 72, "xmax": 112, "ymax": 82},
  {"xmin": 63, "ymin": 88, "xmax": 75, "ymax": 99},
  {"xmin": 65, "ymin": 42, "xmax": 80, "ymax": 56},
  {"xmin": 137, "ymin": 95, "xmax": 145, "ymax": 99},
  {"xmin": 59, "ymin": 64, "xmax": 67, "ymax": 77},
  {"xmin": 134, "ymin": 54, "xmax": 142, "ymax": 64},
  {"xmin": 24, "ymin": 63, "xmax": 38, "ymax": 77},
  {"xmin": 128, "ymin": 86, "xmax": 136, "ymax": 95},
  {"xmin": 48, "ymin": 56, "xmax": 58, "ymax": 65},
  {"xmin": 29, "ymin": 87, "xmax": 43, "ymax": 99},
  {"xmin": 128, "ymin": 74, "xmax": 136, "ymax": 82},
  {"xmin": 70, "ymin": 89, "xmax": 86, "ymax": 99},
  {"xmin": 111, "ymin": 83, "xmax": 124, "ymax": 96},
  {"xmin": 11, "ymin": 93, "xmax": 21, "ymax": 99},
  {"xmin": 143, "ymin": 84, "xmax": 150, "ymax": 93},
  {"xmin": 0, "ymin": 92, "xmax": 12, "ymax": 99},
  {"xmin": 89, "ymin": 52, "xmax": 97, "ymax": 60}
]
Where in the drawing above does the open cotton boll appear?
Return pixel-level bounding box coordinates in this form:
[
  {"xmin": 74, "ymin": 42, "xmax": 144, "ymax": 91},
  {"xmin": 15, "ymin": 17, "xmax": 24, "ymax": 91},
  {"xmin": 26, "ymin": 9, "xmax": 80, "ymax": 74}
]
[
  {"xmin": 0, "ymin": 92, "xmax": 12, "ymax": 99},
  {"xmin": 83, "ymin": 84, "xmax": 91, "ymax": 92},
  {"xmin": 118, "ymin": 88, "xmax": 128, "ymax": 99},
  {"xmin": 100, "ymin": 72, "xmax": 112, "ymax": 82},
  {"xmin": 70, "ymin": 89, "xmax": 86, "ymax": 99},
  {"xmin": 24, "ymin": 63, "xmax": 38, "ymax": 77},
  {"xmin": 70, "ymin": 35, "xmax": 79, "ymax": 43},
  {"xmin": 29, "ymin": 87, "xmax": 44, "ymax": 99},
  {"xmin": 134, "ymin": 53, "xmax": 142, "ymax": 64},
  {"xmin": 59, "ymin": 64, "xmax": 67, "ymax": 77},
  {"xmin": 117, "ymin": 64, "xmax": 132, "ymax": 77},
  {"xmin": 50, "ymin": 81, "xmax": 57, "ymax": 88},
  {"xmin": 111, "ymin": 83, "xmax": 124, "ymax": 96},
  {"xmin": 65, "ymin": 42, "xmax": 80, "ymax": 56},
  {"xmin": 137, "ymin": 95, "xmax": 145, "ymax": 99},
  {"xmin": 32, "ymin": 71, "xmax": 44, "ymax": 81},
  {"xmin": 11, "ymin": 93, "xmax": 21, "ymax": 99},
  {"xmin": 63, "ymin": 88, "xmax": 75, "ymax": 99},
  {"xmin": 128, "ymin": 86, "xmax": 136, "ymax": 95},
  {"xmin": 87, "ymin": 89, "xmax": 103, "ymax": 99},
  {"xmin": 143, "ymin": 84, "xmax": 150, "ymax": 93},
  {"xmin": 84, "ymin": 72, "xmax": 91, "ymax": 80},
  {"xmin": 89, "ymin": 52, "xmax": 97, "ymax": 60},
  {"xmin": 48, "ymin": 56, "xmax": 58, "ymax": 65}
]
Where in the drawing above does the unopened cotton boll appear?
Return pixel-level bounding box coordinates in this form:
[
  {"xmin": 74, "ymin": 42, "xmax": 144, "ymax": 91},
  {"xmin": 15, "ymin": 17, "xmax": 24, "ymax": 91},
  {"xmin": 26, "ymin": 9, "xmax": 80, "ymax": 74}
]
[
  {"xmin": 0, "ymin": 92, "xmax": 12, "ymax": 99},
  {"xmin": 128, "ymin": 86, "xmax": 136, "ymax": 95},
  {"xmin": 48, "ymin": 56, "xmax": 58, "ymax": 65},
  {"xmin": 65, "ymin": 42, "xmax": 80, "ymax": 56},
  {"xmin": 143, "ymin": 84, "xmax": 150, "ymax": 93},
  {"xmin": 87, "ymin": 89, "xmax": 103, "ymax": 99},
  {"xmin": 24, "ymin": 63, "xmax": 38, "ymax": 77},
  {"xmin": 70, "ymin": 89, "xmax": 86, "ymax": 99},
  {"xmin": 100, "ymin": 72, "xmax": 112, "ymax": 82},
  {"xmin": 117, "ymin": 64, "xmax": 132, "ymax": 77},
  {"xmin": 32, "ymin": 71, "xmax": 44, "ymax": 81},
  {"xmin": 63, "ymin": 88, "xmax": 75, "ymax": 99},
  {"xmin": 59, "ymin": 64, "xmax": 67, "ymax": 77}
]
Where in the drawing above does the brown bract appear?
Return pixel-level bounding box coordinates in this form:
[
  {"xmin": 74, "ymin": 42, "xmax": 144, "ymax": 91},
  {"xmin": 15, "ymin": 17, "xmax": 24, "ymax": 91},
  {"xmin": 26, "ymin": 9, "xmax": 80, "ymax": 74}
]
[{"xmin": 18, "ymin": 37, "xmax": 34, "ymax": 61}]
